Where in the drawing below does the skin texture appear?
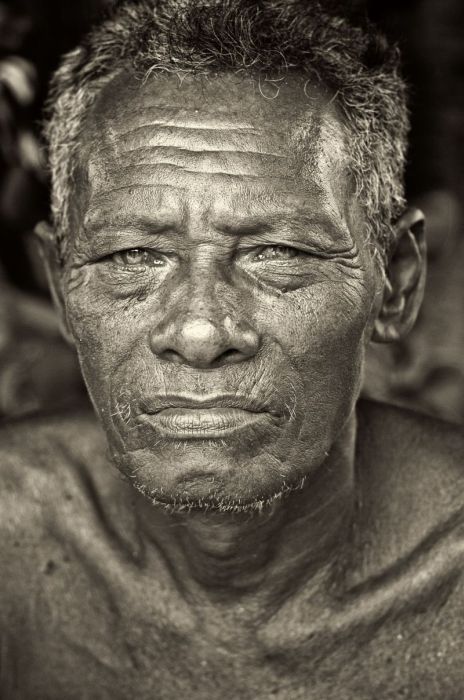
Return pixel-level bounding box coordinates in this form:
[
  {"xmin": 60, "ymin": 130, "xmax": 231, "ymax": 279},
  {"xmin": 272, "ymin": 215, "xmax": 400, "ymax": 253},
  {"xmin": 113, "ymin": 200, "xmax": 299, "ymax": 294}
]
[
  {"xmin": 62, "ymin": 71, "xmax": 379, "ymax": 511},
  {"xmin": 2, "ymin": 71, "xmax": 461, "ymax": 699},
  {"xmin": 1, "ymin": 403, "xmax": 464, "ymax": 700}
]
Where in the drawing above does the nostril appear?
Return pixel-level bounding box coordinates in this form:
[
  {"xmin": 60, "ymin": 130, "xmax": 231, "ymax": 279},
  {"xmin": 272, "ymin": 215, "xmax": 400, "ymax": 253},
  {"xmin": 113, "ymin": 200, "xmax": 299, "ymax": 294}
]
[
  {"xmin": 160, "ymin": 349, "xmax": 185, "ymax": 365},
  {"xmin": 212, "ymin": 348, "xmax": 248, "ymax": 367},
  {"xmin": 150, "ymin": 316, "xmax": 261, "ymax": 368}
]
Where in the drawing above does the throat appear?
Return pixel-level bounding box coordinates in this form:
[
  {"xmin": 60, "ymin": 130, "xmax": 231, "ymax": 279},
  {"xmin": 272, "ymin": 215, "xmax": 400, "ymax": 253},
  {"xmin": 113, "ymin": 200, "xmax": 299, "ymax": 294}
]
[{"xmin": 134, "ymin": 416, "xmax": 357, "ymax": 611}]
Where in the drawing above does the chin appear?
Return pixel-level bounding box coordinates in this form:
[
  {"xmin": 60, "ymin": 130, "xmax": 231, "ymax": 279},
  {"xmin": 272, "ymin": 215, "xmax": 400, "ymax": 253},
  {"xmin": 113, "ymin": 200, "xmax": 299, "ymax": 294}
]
[
  {"xmin": 111, "ymin": 441, "xmax": 310, "ymax": 514},
  {"xmin": 131, "ymin": 475, "xmax": 308, "ymax": 514}
]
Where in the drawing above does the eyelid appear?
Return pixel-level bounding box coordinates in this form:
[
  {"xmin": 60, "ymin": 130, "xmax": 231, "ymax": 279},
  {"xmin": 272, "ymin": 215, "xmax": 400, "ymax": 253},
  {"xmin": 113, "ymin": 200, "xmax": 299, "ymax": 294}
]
[
  {"xmin": 97, "ymin": 245, "xmax": 171, "ymax": 261},
  {"xmin": 237, "ymin": 243, "xmax": 312, "ymax": 257},
  {"xmin": 86, "ymin": 232, "xmax": 178, "ymax": 258},
  {"xmin": 238, "ymin": 233, "xmax": 323, "ymax": 250}
]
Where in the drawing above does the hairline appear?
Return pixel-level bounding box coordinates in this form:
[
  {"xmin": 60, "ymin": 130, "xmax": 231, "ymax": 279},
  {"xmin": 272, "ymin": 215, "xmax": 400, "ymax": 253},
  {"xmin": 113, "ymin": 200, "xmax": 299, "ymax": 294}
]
[{"xmin": 44, "ymin": 0, "xmax": 409, "ymax": 266}]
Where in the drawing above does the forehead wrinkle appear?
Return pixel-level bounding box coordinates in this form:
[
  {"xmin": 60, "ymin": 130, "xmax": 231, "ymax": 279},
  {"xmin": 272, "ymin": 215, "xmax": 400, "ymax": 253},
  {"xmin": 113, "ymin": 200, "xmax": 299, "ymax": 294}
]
[
  {"xmin": 88, "ymin": 182, "xmax": 186, "ymax": 199},
  {"xmin": 90, "ymin": 167, "xmax": 297, "ymax": 192},
  {"xmin": 93, "ymin": 122, "xmax": 288, "ymax": 160},
  {"xmin": 97, "ymin": 151, "xmax": 288, "ymax": 181},
  {"xmin": 96, "ymin": 144, "xmax": 285, "ymax": 158},
  {"xmin": 84, "ymin": 183, "xmax": 187, "ymax": 229},
  {"xmin": 89, "ymin": 70, "xmax": 330, "ymax": 156},
  {"xmin": 88, "ymin": 126, "xmax": 298, "ymax": 189},
  {"xmin": 116, "ymin": 122, "xmax": 260, "ymax": 136},
  {"xmin": 81, "ymin": 75, "xmax": 356, "ymax": 239},
  {"xmin": 95, "ymin": 102, "xmax": 260, "ymax": 133}
]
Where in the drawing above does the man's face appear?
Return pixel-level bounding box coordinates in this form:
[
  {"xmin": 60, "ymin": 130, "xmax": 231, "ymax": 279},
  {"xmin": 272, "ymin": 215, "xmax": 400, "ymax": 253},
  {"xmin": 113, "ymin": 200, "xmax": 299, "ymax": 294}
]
[{"xmin": 62, "ymin": 71, "xmax": 379, "ymax": 509}]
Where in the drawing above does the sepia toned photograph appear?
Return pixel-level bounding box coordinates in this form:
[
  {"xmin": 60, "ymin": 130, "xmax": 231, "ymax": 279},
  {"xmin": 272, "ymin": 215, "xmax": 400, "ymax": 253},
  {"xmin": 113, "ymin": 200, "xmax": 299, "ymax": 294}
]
[{"xmin": 0, "ymin": 0, "xmax": 463, "ymax": 697}]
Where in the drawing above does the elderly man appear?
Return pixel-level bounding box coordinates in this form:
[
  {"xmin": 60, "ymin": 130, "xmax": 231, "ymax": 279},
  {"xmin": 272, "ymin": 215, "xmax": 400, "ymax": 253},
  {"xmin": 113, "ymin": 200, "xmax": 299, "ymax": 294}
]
[{"xmin": 1, "ymin": 0, "xmax": 463, "ymax": 698}]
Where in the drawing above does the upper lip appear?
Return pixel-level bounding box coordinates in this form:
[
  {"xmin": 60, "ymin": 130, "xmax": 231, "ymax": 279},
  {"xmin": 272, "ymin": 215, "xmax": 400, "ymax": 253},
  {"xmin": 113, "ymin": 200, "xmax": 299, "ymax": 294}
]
[{"xmin": 140, "ymin": 394, "xmax": 277, "ymax": 416}]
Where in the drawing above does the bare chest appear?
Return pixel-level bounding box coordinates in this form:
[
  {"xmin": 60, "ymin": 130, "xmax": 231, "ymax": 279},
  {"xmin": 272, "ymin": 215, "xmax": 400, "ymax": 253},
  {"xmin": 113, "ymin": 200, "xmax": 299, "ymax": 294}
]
[{"xmin": 5, "ymin": 559, "xmax": 464, "ymax": 700}]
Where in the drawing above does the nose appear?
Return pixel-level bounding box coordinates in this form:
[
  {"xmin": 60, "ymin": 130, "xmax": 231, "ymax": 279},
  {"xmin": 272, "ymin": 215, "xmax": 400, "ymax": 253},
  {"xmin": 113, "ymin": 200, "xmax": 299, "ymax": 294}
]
[{"xmin": 149, "ymin": 312, "xmax": 261, "ymax": 368}]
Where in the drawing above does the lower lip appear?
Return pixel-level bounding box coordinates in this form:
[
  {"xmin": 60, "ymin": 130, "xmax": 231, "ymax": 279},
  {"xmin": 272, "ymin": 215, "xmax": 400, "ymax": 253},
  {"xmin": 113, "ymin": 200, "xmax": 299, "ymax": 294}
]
[{"xmin": 138, "ymin": 407, "xmax": 273, "ymax": 439}]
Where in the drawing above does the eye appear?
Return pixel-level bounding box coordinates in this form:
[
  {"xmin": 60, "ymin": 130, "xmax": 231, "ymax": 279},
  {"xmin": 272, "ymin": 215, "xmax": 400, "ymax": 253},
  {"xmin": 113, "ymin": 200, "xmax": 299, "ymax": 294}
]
[
  {"xmin": 254, "ymin": 245, "xmax": 301, "ymax": 261},
  {"xmin": 111, "ymin": 248, "xmax": 166, "ymax": 267}
]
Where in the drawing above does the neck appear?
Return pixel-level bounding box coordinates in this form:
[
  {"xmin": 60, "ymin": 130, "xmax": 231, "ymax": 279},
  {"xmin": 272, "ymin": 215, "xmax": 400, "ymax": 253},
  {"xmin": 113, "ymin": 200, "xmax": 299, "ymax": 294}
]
[{"xmin": 134, "ymin": 414, "xmax": 357, "ymax": 613}]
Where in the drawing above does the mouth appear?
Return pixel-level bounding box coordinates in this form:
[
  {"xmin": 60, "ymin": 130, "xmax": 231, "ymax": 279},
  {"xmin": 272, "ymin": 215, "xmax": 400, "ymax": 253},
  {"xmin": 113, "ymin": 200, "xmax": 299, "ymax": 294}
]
[
  {"xmin": 136, "ymin": 394, "xmax": 281, "ymax": 440},
  {"xmin": 139, "ymin": 407, "xmax": 274, "ymax": 439}
]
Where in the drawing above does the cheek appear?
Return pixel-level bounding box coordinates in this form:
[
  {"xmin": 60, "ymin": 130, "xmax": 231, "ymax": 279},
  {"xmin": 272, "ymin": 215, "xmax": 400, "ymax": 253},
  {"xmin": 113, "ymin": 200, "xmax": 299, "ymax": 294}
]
[
  {"xmin": 64, "ymin": 277, "xmax": 143, "ymax": 404},
  {"xmin": 258, "ymin": 279, "xmax": 375, "ymax": 408},
  {"xmin": 266, "ymin": 280, "xmax": 373, "ymax": 352}
]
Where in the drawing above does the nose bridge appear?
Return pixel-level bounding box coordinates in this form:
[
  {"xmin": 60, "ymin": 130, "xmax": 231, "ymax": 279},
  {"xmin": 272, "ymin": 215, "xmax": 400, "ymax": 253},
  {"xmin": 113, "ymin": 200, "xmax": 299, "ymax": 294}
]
[
  {"xmin": 149, "ymin": 248, "xmax": 260, "ymax": 368},
  {"xmin": 180, "ymin": 249, "xmax": 231, "ymax": 321}
]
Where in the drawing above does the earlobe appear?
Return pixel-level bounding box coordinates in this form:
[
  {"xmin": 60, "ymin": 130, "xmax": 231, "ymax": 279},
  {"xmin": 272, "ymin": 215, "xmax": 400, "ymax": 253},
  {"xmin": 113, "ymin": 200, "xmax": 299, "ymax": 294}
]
[
  {"xmin": 372, "ymin": 207, "xmax": 426, "ymax": 344},
  {"xmin": 34, "ymin": 221, "xmax": 75, "ymax": 346}
]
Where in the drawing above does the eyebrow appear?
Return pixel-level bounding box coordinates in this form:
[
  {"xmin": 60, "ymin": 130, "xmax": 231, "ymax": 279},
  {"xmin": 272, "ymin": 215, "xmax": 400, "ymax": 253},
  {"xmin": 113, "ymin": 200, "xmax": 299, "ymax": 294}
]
[
  {"xmin": 82, "ymin": 207, "xmax": 352, "ymax": 248},
  {"xmin": 83, "ymin": 215, "xmax": 184, "ymax": 237},
  {"xmin": 85, "ymin": 212, "xmax": 346, "ymax": 236},
  {"xmin": 213, "ymin": 212, "xmax": 351, "ymax": 240}
]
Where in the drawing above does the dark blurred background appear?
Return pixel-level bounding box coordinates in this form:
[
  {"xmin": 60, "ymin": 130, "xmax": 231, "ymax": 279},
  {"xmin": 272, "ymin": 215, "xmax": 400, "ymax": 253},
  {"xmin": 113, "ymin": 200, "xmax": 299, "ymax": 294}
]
[{"xmin": 0, "ymin": 0, "xmax": 462, "ymax": 421}]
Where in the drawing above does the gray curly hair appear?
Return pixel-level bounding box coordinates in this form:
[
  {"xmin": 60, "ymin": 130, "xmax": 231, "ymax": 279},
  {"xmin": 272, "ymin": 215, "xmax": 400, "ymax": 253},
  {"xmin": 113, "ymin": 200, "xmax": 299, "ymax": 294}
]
[{"xmin": 44, "ymin": 0, "xmax": 409, "ymax": 262}]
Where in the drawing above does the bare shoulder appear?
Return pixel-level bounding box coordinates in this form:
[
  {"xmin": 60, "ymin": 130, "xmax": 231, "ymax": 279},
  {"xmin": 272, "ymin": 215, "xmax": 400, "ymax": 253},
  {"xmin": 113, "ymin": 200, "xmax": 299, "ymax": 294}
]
[
  {"xmin": 0, "ymin": 406, "xmax": 118, "ymax": 607},
  {"xmin": 355, "ymin": 399, "xmax": 464, "ymax": 572},
  {"xmin": 357, "ymin": 398, "xmax": 464, "ymax": 505},
  {"xmin": 357, "ymin": 398, "xmax": 464, "ymax": 469},
  {"xmin": 0, "ymin": 407, "xmax": 143, "ymax": 691},
  {"xmin": 0, "ymin": 404, "xmax": 107, "ymax": 510}
]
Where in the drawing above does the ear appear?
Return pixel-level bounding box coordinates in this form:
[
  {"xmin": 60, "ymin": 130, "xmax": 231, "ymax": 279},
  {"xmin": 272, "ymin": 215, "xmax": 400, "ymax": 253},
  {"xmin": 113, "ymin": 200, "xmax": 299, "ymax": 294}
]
[
  {"xmin": 372, "ymin": 207, "xmax": 426, "ymax": 343},
  {"xmin": 35, "ymin": 221, "xmax": 75, "ymax": 346}
]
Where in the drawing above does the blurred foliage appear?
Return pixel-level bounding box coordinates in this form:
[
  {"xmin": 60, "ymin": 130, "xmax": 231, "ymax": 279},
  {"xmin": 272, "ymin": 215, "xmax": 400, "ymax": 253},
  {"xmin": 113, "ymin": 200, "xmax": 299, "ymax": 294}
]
[{"xmin": 0, "ymin": 0, "xmax": 462, "ymax": 421}]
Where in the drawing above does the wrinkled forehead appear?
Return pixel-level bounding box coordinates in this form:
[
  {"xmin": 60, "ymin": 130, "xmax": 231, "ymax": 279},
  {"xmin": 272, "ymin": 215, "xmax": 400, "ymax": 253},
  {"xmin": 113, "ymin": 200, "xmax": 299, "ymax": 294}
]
[
  {"xmin": 85, "ymin": 71, "xmax": 347, "ymax": 165},
  {"xmin": 77, "ymin": 70, "xmax": 353, "ymax": 226}
]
